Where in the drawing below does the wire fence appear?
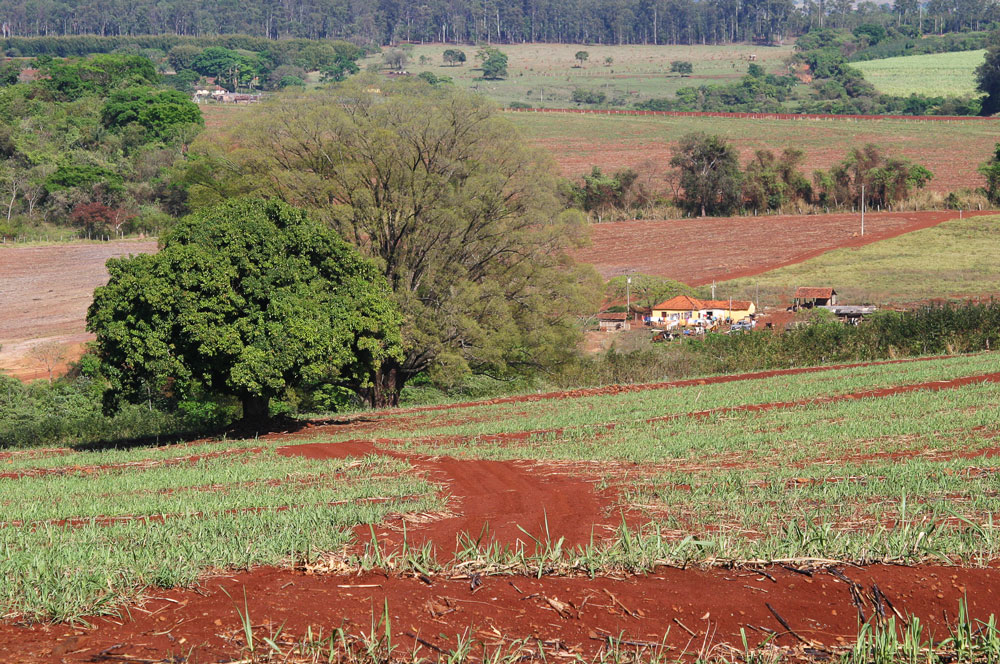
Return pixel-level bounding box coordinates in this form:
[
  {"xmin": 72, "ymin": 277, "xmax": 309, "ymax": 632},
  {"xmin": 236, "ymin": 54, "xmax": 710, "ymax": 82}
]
[{"xmin": 502, "ymin": 106, "xmax": 1000, "ymax": 122}]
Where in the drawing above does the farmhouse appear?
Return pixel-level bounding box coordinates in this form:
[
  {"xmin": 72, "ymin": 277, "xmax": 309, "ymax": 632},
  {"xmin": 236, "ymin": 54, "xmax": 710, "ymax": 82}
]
[
  {"xmin": 650, "ymin": 295, "xmax": 755, "ymax": 325},
  {"xmin": 794, "ymin": 286, "xmax": 837, "ymax": 308}
]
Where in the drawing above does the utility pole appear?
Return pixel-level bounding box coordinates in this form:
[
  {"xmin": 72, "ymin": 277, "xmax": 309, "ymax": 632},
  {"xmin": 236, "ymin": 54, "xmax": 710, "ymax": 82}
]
[
  {"xmin": 860, "ymin": 183, "xmax": 865, "ymax": 236},
  {"xmin": 626, "ymin": 275, "xmax": 632, "ymax": 330}
]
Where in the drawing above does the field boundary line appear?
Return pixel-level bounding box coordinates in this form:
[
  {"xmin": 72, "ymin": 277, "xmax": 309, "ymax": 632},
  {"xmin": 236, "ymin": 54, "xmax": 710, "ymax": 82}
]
[
  {"xmin": 335, "ymin": 354, "xmax": 974, "ymax": 419},
  {"xmin": 364, "ymin": 369, "xmax": 1000, "ymax": 450},
  {"xmin": 502, "ymin": 107, "xmax": 1000, "ymax": 122}
]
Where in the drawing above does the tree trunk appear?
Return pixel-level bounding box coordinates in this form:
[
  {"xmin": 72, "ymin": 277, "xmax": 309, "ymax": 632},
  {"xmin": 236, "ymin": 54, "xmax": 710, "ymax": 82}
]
[
  {"xmin": 358, "ymin": 360, "xmax": 406, "ymax": 409},
  {"xmin": 241, "ymin": 394, "xmax": 270, "ymax": 423}
]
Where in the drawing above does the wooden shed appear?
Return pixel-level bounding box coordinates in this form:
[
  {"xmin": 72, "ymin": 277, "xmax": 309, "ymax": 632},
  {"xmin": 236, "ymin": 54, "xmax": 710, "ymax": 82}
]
[{"xmin": 794, "ymin": 287, "xmax": 837, "ymax": 308}]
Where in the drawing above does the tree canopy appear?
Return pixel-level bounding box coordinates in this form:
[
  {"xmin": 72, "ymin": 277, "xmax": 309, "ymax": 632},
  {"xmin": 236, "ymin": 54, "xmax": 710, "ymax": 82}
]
[
  {"xmin": 181, "ymin": 79, "xmax": 599, "ymax": 405},
  {"xmin": 670, "ymin": 133, "xmax": 743, "ymax": 217},
  {"xmin": 86, "ymin": 198, "xmax": 402, "ymax": 421},
  {"xmin": 101, "ymin": 86, "xmax": 203, "ymax": 140},
  {"xmin": 976, "ymin": 30, "xmax": 1000, "ymax": 115},
  {"xmin": 477, "ymin": 47, "xmax": 508, "ymax": 80}
]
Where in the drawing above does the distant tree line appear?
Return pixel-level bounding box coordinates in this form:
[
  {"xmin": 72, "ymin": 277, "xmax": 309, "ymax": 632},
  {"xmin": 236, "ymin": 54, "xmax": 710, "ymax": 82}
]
[
  {"xmin": 571, "ymin": 134, "xmax": 937, "ymax": 219},
  {"xmin": 0, "ymin": 0, "xmax": 998, "ymax": 46}
]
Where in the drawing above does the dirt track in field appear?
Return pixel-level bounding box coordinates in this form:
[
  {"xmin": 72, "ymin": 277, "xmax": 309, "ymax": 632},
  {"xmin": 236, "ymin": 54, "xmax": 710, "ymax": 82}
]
[
  {"xmin": 0, "ymin": 240, "xmax": 157, "ymax": 380},
  {"xmin": 572, "ymin": 209, "xmax": 995, "ymax": 282}
]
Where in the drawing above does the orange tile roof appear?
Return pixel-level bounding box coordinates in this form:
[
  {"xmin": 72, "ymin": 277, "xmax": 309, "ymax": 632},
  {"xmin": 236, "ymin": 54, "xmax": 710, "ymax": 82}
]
[
  {"xmin": 652, "ymin": 295, "xmax": 754, "ymax": 311},
  {"xmin": 702, "ymin": 299, "xmax": 754, "ymax": 310},
  {"xmin": 795, "ymin": 287, "xmax": 835, "ymax": 299},
  {"xmin": 651, "ymin": 295, "xmax": 704, "ymax": 311}
]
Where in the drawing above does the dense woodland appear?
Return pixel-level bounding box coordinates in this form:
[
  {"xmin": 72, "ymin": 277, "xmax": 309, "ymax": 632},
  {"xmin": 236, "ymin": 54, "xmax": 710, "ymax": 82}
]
[{"xmin": 0, "ymin": 0, "xmax": 998, "ymax": 46}]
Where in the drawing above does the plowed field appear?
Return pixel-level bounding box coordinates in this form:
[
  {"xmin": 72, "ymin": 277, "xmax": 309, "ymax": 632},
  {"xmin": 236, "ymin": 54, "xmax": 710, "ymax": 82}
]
[
  {"xmin": 573, "ymin": 209, "xmax": 994, "ymax": 283},
  {"xmin": 0, "ymin": 240, "xmax": 157, "ymax": 380},
  {"xmin": 511, "ymin": 111, "xmax": 1000, "ymax": 193}
]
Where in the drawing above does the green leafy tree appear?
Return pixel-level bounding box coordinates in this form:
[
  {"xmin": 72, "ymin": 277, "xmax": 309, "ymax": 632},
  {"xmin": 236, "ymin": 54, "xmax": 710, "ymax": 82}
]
[
  {"xmin": 101, "ymin": 86, "xmax": 203, "ymax": 141},
  {"xmin": 574, "ymin": 50, "xmax": 589, "ymax": 67},
  {"xmin": 320, "ymin": 55, "xmax": 360, "ymax": 82},
  {"xmin": 670, "ymin": 60, "xmax": 693, "ymax": 76},
  {"xmin": 443, "ymin": 49, "xmax": 467, "ymax": 66},
  {"xmin": 0, "ymin": 61, "xmax": 21, "ymax": 86},
  {"xmin": 977, "ymin": 30, "xmax": 1000, "ymax": 116},
  {"xmin": 167, "ymin": 45, "xmax": 202, "ymax": 72},
  {"xmin": 383, "ymin": 49, "xmax": 408, "ymax": 71},
  {"xmin": 742, "ymin": 148, "xmax": 812, "ymax": 211},
  {"xmin": 86, "ymin": 198, "xmax": 402, "ymax": 422},
  {"xmin": 813, "ymin": 144, "xmax": 933, "ymax": 208},
  {"xmin": 181, "ymin": 79, "xmax": 599, "ymax": 405},
  {"xmin": 978, "ymin": 143, "xmax": 1000, "ymax": 204},
  {"xmin": 40, "ymin": 54, "xmax": 158, "ymax": 100},
  {"xmin": 45, "ymin": 164, "xmax": 123, "ymax": 194},
  {"xmin": 189, "ymin": 47, "xmax": 259, "ymax": 90},
  {"xmin": 477, "ymin": 47, "xmax": 508, "ymax": 80},
  {"xmin": 670, "ymin": 133, "xmax": 742, "ymax": 217}
]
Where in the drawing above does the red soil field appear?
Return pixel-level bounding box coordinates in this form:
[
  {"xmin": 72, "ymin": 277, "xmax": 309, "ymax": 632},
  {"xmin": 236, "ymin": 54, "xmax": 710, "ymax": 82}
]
[
  {"xmin": 2, "ymin": 426, "xmax": 999, "ymax": 662},
  {"xmin": 572, "ymin": 209, "xmax": 994, "ymax": 283},
  {"xmin": 0, "ymin": 240, "xmax": 158, "ymax": 381},
  {"xmin": 4, "ymin": 361, "xmax": 1000, "ymax": 662}
]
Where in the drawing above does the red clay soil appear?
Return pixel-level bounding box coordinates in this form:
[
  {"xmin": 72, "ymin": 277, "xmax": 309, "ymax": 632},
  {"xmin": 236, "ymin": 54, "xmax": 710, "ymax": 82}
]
[
  {"xmin": 0, "ymin": 240, "xmax": 158, "ymax": 380},
  {"xmin": 2, "ymin": 433, "xmax": 1000, "ymax": 661},
  {"xmin": 573, "ymin": 210, "xmax": 996, "ymax": 282}
]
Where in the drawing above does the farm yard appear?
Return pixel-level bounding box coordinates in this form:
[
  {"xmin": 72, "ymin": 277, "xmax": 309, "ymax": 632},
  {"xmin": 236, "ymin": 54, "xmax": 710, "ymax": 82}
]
[
  {"xmin": 3, "ymin": 210, "xmax": 996, "ymax": 379},
  {"xmin": 2, "ymin": 353, "xmax": 1000, "ymax": 661}
]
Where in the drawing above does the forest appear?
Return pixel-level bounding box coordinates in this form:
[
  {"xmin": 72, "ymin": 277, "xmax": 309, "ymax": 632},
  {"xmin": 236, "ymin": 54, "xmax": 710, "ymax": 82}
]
[{"xmin": 0, "ymin": 0, "xmax": 997, "ymax": 47}]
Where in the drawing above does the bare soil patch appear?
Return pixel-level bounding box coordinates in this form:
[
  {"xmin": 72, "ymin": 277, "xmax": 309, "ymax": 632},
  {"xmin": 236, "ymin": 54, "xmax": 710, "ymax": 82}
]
[
  {"xmin": 0, "ymin": 240, "xmax": 158, "ymax": 380},
  {"xmin": 573, "ymin": 210, "xmax": 994, "ymax": 282}
]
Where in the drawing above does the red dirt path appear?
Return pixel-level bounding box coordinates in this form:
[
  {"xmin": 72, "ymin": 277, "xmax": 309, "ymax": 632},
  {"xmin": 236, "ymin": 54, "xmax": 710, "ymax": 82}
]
[{"xmin": 572, "ymin": 210, "xmax": 995, "ymax": 282}]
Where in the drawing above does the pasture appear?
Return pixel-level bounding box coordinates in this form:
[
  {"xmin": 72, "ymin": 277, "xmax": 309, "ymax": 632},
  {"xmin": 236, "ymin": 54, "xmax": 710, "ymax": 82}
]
[
  {"xmin": 720, "ymin": 213, "xmax": 1000, "ymax": 304},
  {"xmin": 2, "ymin": 354, "xmax": 1000, "ymax": 661},
  {"xmin": 359, "ymin": 43, "xmax": 795, "ymax": 109},
  {"xmin": 853, "ymin": 49, "xmax": 985, "ymax": 97}
]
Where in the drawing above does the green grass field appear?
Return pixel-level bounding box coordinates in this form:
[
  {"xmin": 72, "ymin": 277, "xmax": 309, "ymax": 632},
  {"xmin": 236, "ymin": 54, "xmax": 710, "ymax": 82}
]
[
  {"xmin": 720, "ymin": 214, "xmax": 1000, "ymax": 304},
  {"xmin": 351, "ymin": 353, "xmax": 1000, "ymax": 565},
  {"xmin": 4, "ymin": 351, "xmax": 1000, "ymax": 627},
  {"xmin": 0, "ymin": 446, "xmax": 440, "ymax": 621},
  {"xmin": 357, "ymin": 43, "xmax": 794, "ymax": 108},
  {"xmin": 854, "ymin": 50, "xmax": 985, "ymax": 97}
]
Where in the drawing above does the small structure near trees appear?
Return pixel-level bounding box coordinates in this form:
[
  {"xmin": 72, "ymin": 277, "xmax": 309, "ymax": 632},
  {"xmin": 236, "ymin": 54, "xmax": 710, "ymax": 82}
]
[{"xmin": 793, "ymin": 287, "xmax": 838, "ymax": 308}]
